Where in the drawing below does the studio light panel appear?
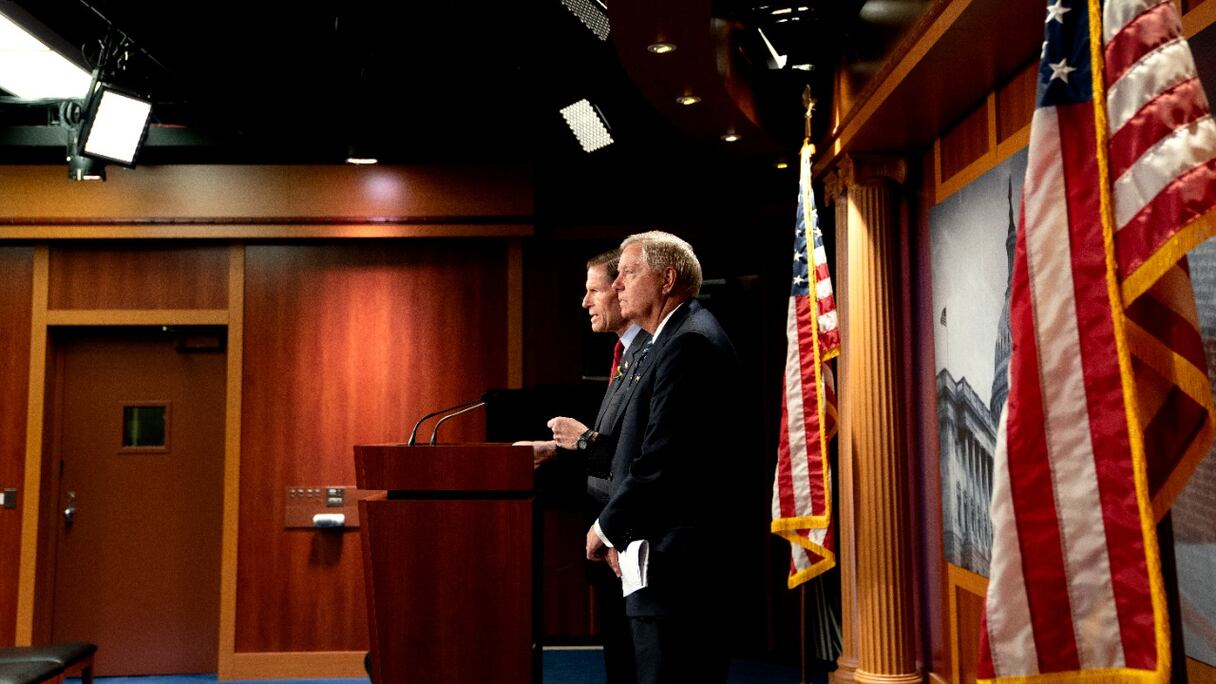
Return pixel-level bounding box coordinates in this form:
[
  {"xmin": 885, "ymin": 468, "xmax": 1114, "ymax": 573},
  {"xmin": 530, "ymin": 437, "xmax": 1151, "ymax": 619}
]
[
  {"xmin": 80, "ymin": 86, "xmax": 153, "ymax": 165},
  {"xmin": 560, "ymin": 99, "xmax": 613, "ymax": 153}
]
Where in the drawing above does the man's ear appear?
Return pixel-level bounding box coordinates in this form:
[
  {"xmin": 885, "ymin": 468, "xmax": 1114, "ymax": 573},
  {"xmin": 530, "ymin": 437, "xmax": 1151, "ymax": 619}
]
[{"xmin": 660, "ymin": 267, "xmax": 677, "ymax": 295}]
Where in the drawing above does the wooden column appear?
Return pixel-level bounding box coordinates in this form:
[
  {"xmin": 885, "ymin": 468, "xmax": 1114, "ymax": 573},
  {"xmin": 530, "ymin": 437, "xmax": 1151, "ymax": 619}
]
[
  {"xmin": 837, "ymin": 155, "xmax": 921, "ymax": 684},
  {"xmin": 823, "ymin": 168, "xmax": 859, "ymax": 684}
]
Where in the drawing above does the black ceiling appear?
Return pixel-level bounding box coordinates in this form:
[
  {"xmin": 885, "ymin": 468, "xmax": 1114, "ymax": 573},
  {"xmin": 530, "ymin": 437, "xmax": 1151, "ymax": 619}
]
[{"xmin": 0, "ymin": 1, "xmax": 900, "ymax": 167}]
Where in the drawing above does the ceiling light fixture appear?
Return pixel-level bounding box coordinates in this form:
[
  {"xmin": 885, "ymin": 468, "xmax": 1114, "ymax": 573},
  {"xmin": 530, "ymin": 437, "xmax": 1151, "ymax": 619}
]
[
  {"xmin": 647, "ymin": 42, "xmax": 676, "ymax": 54},
  {"xmin": 675, "ymin": 95, "xmax": 701, "ymax": 106},
  {"xmin": 721, "ymin": 132, "xmax": 741, "ymax": 143},
  {"xmin": 774, "ymin": 161, "xmax": 789, "ymax": 169},
  {"xmin": 0, "ymin": 10, "xmax": 91, "ymax": 99},
  {"xmin": 560, "ymin": 99, "xmax": 614, "ymax": 152}
]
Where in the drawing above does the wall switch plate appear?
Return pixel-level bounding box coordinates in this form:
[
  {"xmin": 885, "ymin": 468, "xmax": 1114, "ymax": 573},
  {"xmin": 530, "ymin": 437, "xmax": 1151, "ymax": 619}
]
[
  {"xmin": 2, "ymin": 488, "xmax": 16, "ymax": 509},
  {"xmin": 326, "ymin": 487, "xmax": 344, "ymax": 507}
]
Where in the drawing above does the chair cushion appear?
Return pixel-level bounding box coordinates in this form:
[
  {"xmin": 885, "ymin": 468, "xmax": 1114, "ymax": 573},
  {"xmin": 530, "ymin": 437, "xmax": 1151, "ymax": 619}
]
[
  {"xmin": 0, "ymin": 642, "xmax": 97, "ymax": 666},
  {"xmin": 0, "ymin": 660, "xmax": 62, "ymax": 684}
]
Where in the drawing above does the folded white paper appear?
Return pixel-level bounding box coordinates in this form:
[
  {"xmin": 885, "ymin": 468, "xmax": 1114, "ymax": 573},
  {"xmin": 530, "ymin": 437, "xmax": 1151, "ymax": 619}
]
[{"xmin": 620, "ymin": 539, "xmax": 649, "ymax": 597}]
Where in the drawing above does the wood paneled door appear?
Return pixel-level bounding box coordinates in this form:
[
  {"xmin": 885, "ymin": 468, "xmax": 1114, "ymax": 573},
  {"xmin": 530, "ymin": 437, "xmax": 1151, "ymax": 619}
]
[{"xmin": 45, "ymin": 326, "xmax": 226, "ymax": 675}]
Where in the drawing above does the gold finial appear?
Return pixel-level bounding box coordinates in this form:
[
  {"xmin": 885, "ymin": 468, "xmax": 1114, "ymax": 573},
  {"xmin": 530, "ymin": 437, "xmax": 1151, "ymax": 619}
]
[{"xmin": 802, "ymin": 85, "xmax": 815, "ymax": 144}]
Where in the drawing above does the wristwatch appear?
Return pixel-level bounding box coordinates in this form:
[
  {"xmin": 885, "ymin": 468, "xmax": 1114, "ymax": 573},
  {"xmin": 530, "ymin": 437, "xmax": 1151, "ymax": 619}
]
[{"xmin": 576, "ymin": 429, "xmax": 597, "ymax": 451}]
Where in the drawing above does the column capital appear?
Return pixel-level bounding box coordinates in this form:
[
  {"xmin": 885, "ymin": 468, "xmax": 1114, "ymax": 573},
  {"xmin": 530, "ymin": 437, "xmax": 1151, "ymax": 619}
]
[
  {"xmin": 822, "ymin": 168, "xmax": 845, "ymax": 206},
  {"xmin": 835, "ymin": 154, "xmax": 908, "ymax": 190}
]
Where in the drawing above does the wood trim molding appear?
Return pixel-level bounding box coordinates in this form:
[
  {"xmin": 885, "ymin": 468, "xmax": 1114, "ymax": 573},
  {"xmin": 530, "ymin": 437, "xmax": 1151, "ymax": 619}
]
[
  {"xmin": 1184, "ymin": 0, "xmax": 1216, "ymax": 37},
  {"xmin": 225, "ymin": 651, "xmax": 367, "ymax": 680},
  {"xmin": 15, "ymin": 246, "xmax": 48, "ymax": 645},
  {"xmin": 217, "ymin": 244, "xmax": 244, "ymax": 679},
  {"xmin": 0, "ymin": 223, "xmax": 534, "ymax": 241},
  {"xmin": 935, "ymin": 122, "xmax": 1030, "ymax": 204},
  {"xmin": 821, "ymin": 0, "xmax": 976, "ymax": 169},
  {"xmin": 1186, "ymin": 656, "xmax": 1216, "ymax": 682},
  {"xmin": 986, "ymin": 92, "xmax": 999, "ymax": 152},
  {"xmin": 995, "ymin": 124, "xmax": 1031, "ymax": 165},
  {"xmin": 506, "ymin": 240, "xmax": 524, "ymax": 389},
  {"xmin": 947, "ymin": 563, "xmax": 988, "ymax": 684},
  {"xmin": 44, "ymin": 310, "xmax": 229, "ymax": 326},
  {"xmin": 836, "ymin": 154, "xmax": 909, "ymax": 191}
]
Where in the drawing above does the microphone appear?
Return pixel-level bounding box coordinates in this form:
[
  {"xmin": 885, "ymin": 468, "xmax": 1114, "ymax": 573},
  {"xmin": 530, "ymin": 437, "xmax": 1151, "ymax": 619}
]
[
  {"xmin": 407, "ymin": 399, "xmax": 482, "ymax": 446},
  {"xmin": 429, "ymin": 401, "xmax": 487, "ymax": 445}
]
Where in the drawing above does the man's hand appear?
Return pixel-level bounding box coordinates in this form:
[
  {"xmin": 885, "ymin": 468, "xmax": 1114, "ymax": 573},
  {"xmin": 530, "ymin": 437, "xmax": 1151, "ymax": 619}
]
[
  {"xmin": 605, "ymin": 548, "xmax": 621, "ymax": 578},
  {"xmin": 513, "ymin": 440, "xmax": 558, "ymax": 469},
  {"xmin": 548, "ymin": 417, "xmax": 589, "ymax": 450},
  {"xmin": 586, "ymin": 525, "xmax": 607, "ymax": 561}
]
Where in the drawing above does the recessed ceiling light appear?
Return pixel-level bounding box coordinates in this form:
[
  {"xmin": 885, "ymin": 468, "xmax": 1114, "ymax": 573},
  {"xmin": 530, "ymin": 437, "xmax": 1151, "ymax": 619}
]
[
  {"xmin": 675, "ymin": 95, "xmax": 701, "ymax": 106},
  {"xmin": 721, "ymin": 132, "xmax": 741, "ymax": 143},
  {"xmin": 774, "ymin": 161, "xmax": 789, "ymax": 169},
  {"xmin": 647, "ymin": 42, "xmax": 676, "ymax": 54},
  {"xmin": 346, "ymin": 157, "xmax": 378, "ymax": 165}
]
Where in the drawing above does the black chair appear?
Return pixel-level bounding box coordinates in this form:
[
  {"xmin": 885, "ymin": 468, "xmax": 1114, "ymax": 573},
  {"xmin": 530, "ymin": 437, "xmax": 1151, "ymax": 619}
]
[
  {"xmin": 0, "ymin": 661, "xmax": 62, "ymax": 684},
  {"xmin": 0, "ymin": 643, "xmax": 96, "ymax": 684}
]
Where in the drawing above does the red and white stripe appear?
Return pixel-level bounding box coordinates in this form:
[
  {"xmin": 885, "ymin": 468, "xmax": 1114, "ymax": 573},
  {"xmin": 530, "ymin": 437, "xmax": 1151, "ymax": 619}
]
[
  {"xmin": 981, "ymin": 1, "xmax": 1216, "ymax": 680},
  {"xmin": 982, "ymin": 104, "xmax": 1152, "ymax": 677},
  {"xmin": 1104, "ymin": 0, "xmax": 1216, "ymax": 516},
  {"xmin": 772, "ymin": 143, "xmax": 840, "ymax": 587}
]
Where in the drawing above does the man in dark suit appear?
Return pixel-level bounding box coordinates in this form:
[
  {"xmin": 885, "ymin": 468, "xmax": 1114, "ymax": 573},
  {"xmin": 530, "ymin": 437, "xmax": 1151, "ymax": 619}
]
[
  {"xmin": 585, "ymin": 231, "xmax": 742, "ymax": 683},
  {"xmin": 521, "ymin": 248, "xmax": 649, "ymax": 683}
]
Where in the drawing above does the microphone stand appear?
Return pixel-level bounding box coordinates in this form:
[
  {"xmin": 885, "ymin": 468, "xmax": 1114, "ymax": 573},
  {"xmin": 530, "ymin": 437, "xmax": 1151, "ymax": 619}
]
[
  {"xmin": 407, "ymin": 399, "xmax": 482, "ymax": 446},
  {"xmin": 428, "ymin": 402, "xmax": 487, "ymax": 445}
]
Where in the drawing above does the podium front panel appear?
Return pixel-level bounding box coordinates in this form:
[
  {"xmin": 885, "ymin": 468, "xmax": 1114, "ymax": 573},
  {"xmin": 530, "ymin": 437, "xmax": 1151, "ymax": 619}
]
[{"xmin": 360, "ymin": 494, "xmax": 536, "ymax": 683}]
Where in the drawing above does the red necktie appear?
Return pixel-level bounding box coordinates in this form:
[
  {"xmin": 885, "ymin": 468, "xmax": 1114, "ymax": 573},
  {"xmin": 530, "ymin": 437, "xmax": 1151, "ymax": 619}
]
[{"xmin": 609, "ymin": 339, "xmax": 624, "ymax": 384}]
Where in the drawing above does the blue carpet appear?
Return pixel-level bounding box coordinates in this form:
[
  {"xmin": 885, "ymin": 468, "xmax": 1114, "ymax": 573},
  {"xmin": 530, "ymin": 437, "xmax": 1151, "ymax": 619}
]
[{"xmin": 67, "ymin": 649, "xmax": 811, "ymax": 683}]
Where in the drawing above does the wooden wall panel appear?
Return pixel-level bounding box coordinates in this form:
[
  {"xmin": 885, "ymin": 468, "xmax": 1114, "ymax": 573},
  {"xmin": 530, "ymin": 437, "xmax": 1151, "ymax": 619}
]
[
  {"xmin": 0, "ymin": 247, "xmax": 33, "ymax": 647},
  {"xmin": 955, "ymin": 582, "xmax": 984, "ymax": 684},
  {"xmin": 0, "ymin": 165, "xmax": 532, "ymax": 221},
  {"xmin": 48, "ymin": 243, "xmax": 228, "ymax": 310},
  {"xmin": 939, "ymin": 104, "xmax": 991, "ymax": 184},
  {"xmin": 236, "ymin": 242, "xmax": 509, "ymax": 652},
  {"xmin": 996, "ymin": 63, "xmax": 1037, "ymax": 144}
]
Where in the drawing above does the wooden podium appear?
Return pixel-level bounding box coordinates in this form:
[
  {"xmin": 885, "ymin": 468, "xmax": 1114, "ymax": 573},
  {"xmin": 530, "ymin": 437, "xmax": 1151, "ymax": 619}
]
[{"xmin": 355, "ymin": 444, "xmax": 538, "ymax": 683}]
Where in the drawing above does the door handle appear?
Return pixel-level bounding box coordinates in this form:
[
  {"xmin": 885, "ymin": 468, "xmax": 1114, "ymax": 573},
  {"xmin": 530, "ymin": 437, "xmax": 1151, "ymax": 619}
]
[{"xmin": 64, "ymin": 491, "xmax": 76, "ymax": 527}]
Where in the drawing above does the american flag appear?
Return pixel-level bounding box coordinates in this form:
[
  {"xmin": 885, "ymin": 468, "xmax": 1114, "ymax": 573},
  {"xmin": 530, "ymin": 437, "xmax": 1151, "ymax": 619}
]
[
  {"xmin": 979, "ymin": 0, "xmax": 1215, "ymax": 681},
  {"xmin": 772, "ymin": 142, "xmax": 841, "ymax": 588}
]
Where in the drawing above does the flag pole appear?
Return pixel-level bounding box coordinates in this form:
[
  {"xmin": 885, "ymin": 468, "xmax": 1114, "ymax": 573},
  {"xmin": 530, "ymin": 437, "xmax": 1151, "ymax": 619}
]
[
  {"xmin": 1157, "ymin": 514, "xmax": 1188, "ymax": 684},
  {"xmin": 800, "ymin": 585, "xmax": 808, "ymax": 684},
  {"xmin": 799, "ymin": 83, "xmax": 817, "ymax": 684}
]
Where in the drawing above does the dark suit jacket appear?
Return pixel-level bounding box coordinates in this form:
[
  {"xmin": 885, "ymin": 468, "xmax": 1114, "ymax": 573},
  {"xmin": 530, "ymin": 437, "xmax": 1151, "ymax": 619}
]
[
  {"xmin": 585, "ymin": 329, "xmax": 651, "ymax": 486},
  {"xmin": 595, "ymin": 299, "xmax": 742, "ymax": 617}
]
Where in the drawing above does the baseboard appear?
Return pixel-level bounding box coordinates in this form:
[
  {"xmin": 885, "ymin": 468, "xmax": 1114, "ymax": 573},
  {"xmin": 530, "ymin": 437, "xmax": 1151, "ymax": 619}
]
[{"xmin": 221, "ymin": 651, "xmax": 366, "ymax": 680}]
